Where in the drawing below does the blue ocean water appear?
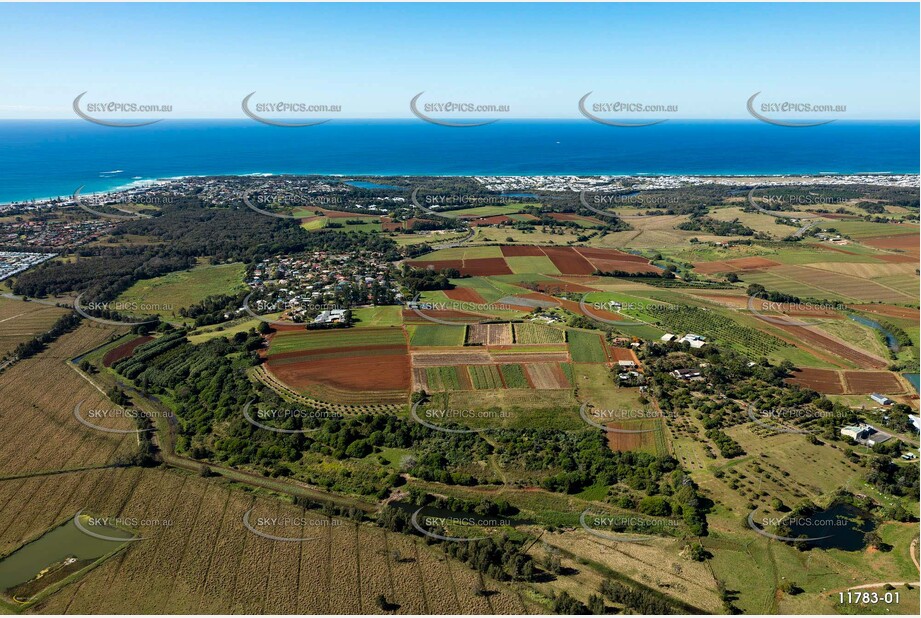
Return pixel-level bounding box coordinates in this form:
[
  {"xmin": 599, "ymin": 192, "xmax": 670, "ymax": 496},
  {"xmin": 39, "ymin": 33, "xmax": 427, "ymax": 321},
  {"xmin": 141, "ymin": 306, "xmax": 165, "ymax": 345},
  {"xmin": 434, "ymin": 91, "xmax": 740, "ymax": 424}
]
[{"xmin": 0, "ymin": 120, "xmax": 917, "ymax": 203}]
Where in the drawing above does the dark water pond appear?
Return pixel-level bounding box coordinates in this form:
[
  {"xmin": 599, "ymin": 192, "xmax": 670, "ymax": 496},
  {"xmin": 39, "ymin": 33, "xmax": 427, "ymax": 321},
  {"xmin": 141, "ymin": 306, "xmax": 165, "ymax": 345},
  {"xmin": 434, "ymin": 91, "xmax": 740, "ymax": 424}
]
[{"xmin": 786, "ymin": 502, "xmax": 875, "ymax": 551}]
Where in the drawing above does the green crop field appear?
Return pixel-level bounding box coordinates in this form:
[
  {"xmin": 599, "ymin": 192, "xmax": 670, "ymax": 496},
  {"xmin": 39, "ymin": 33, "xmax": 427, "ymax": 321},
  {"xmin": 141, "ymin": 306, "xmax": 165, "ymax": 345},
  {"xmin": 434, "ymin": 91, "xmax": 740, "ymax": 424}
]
[
  {"xmin": 187, "ymin": 316, "xmax": 266, "ymax": 344},
  {"xmin": 268, "ymin": 327, "xmax": 405, "ymax": 354},
  {"xmin": 505, "ymin": 255, "xmax": 561, "ymax": 275},
  {"xmin": 499, "ymin": 363, "xmax": 529, "ymax": 388},
  {"xmin": 560, "ymin": 362, "xmax": 574, "ymax": 384},
  {"xmin": 408, "ymin": 324, "xmax": 466, "ymax": 346},
  {"xmin": 351, "ymin": 305, "xmax": 403, "ymax": 327},
  {"xmin": 581, "ymin": 290, "xmax": 668, "ymax": 324},
  {"xmin": 567, "ymin": 330, "xmax": 608, "ymax": 363},
  {"xmin": 454, "ymin": 276, "xmax": 534, "ymax": 304},
  {"xmin": 337, "ymin": 220, "xmax": 382, "ymax": 233},
  {"xmin": 301, "ymin": 217, "xmax": 328, "ymax": 231},
  {"xmin": 417, "ymin": 245, "xmax": 503, "ymax": 261},
  {"xmin": 468, "ymin": 364, "xmax": 504, "ymax": 389},
  {"xmin": 829, "ymin": 220, "xmax": 919, "ymax": 238},
  {"xmin": 425, "ymin": 365, "xmax": 462, "ymax": 390},
  {"xmin": 513, "ymin": 322, "xmax": 566, "ymax": 344},
  {"xmin": 115, "ymin": 262, "xmax": 247, "ymax": 322}
]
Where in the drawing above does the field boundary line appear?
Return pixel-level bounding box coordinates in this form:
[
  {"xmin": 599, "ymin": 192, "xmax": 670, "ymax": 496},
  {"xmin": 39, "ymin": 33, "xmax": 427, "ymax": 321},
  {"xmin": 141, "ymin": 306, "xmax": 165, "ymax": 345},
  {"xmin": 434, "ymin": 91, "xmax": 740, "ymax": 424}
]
[{"xmin": 0, "ymin": 462, "xmax": 125, "ymax": 481}]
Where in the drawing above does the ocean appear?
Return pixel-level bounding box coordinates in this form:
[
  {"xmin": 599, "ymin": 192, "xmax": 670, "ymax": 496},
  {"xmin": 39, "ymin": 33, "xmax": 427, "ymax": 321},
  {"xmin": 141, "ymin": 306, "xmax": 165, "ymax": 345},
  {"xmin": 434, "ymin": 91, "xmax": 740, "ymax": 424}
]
[{"xmin": 0, "ymin": 120, "xmax": 918, "ymax": 203}]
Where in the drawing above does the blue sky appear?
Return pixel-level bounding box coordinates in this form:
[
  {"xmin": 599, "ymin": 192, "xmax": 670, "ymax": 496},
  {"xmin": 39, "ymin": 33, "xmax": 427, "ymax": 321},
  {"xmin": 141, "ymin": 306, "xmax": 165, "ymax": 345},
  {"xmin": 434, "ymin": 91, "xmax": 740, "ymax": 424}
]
[{"xmin": 0, "ymin": 2, "xmax": 918, "ymax": 119}]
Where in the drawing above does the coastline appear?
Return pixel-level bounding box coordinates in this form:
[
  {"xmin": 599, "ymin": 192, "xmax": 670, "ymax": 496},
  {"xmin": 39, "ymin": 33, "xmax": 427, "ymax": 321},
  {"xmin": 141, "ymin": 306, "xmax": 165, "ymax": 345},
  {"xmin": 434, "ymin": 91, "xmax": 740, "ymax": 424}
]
[{"xmin": 3, "ymin": 172, "xmax": 918, "ymax": 210}]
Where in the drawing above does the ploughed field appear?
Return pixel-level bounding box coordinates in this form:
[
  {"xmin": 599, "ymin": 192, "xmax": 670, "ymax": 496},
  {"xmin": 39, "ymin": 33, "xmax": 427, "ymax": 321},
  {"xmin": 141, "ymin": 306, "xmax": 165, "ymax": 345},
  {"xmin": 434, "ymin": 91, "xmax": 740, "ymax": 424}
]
[
  {"xmin": 406, "ymin": 245, "xmax": 661, "ymax": 276},
  {"xmin": 263, "ymin": 327, "xmax": 411, "ymax": 405}
]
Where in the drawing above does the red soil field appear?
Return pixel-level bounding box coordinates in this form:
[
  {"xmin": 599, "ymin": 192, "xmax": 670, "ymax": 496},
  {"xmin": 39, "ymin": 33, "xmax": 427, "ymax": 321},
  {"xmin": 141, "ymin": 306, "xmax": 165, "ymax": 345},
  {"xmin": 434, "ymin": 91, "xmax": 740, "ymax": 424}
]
[
  {"xmin": 820, "ymin": 213, "xmax": 861, "ymax": 220},
  {"xmin": 770, "ymin": 321, "xmax": 887, "ymax": 369},
  {"xmin": 556, "ymin": 297, "xmax": 622, "ymax": 323},
  {"xmin": 610, "ymin": 347, "xmax": 641, "ymax": 367},
  {"xmin": 404, "ymin": 259, "xmax": 464, "ymax": 271},
  {"xmin": 270, "ymin": 324, "xmax": 308, "ymax": 333},
  {"xmin": 102, "ymin": 336, "xmax": 153, "ymax": 367},
  {"xmin": 267, "ymin": 354, "xmax": 410, "ymax": 392},
  {"xmin": 588, "ymin": 259, "xmax": 662, "ymax": 274},
  {"xmin": 862, "ymin": 233, "xmax": 920, "ymax": 254},
  {"xmin": 813, "ymin": 244, "xmax": 863, "ymax": 256},
  {"xmin": 850, "ymin": 304, "xmax": 920, "ymax": 320},
  {"xmin": 874, "ymin": 254, "xmax": 918, "ymax": 263},
  {"xmin": 501, "ymin": 245, "xmax": 547, "ymax": 257},
  {"xmin": 519, "ymin": 279, "xmax": 598, "ymax": 294},
  {"xmin": 403, "ymin": 217, "xmax": 429, "ymax": 229},
  {"xmin": 402, "ymin": 309, "xmax": 485, "ymax": 324},
  {"xmin": 693, "ymin": 257, "xmax": 781, "ymax": 275},
  {"xmin": 443, "ymin": 287, "xmax": 487, "ymax": 304},
  {"xmin": 267, "ymin": 344, "xmax": 405, "ymax": 363},
  {"xmin": 521, "ymin": 363, "xmax": 570, "ymax": 389},
  {"xmin": 575, "ymin": 247, "xmax": 650, "ymax": 264},
  {"xmin": 786, "ymin": 368, "xmax": 845, "ymax": 394},
  {"xmin": 541, "ymin": 246, "xmax": 596, "ymax": 274},
  {"xmin": 843, "ymin": 371, "xmax": 905, "ymax": 394},
  {"xmin": 605, "ymin": 424, "xmax": 647, "ymax": 452},
  {"xmin": 459, "ymin": 257, "xmax": 513, "ymax": 276},
  {"xmin": 519, "ymin": 292, "xmax": 563, "ymax": 305},
  {"xmin": 456, "ymin": 367, "xmax": 474, "ymax": 390}
]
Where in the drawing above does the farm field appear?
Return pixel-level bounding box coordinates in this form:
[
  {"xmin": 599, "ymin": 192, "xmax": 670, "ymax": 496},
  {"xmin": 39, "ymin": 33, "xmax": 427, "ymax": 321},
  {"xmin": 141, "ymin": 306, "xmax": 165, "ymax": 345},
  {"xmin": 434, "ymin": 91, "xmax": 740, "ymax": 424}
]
[
  {"xmin": 0, "ymin": 296, "xmax": 68, "ymax": 359},
  {"xmin": 114, "ymin": 262, "xmax": 247, "ymax": 323},
  {"xmin": 0, "ymin": 323, "xmax": 138, "ymax": 478},
  {"xmin": 3, "ymin": 180, "xmax": 917, "ymax": 617},
  {"xmin": 351, "ymin": 305, "xmax": 403, "ymax": 327},
  {"xmin": 407, "ymin": 245, "xmax": 660, "ymax": 277},
  {"xmin": 513, "ymin": 322, "xmax": 566, "ymax": 344},
  {"xmin": 6, "ymin": 468, "xmax": 530, "ymax": 615},
  {"xmin": 264, "ymin": 327, "xmax": 410, "ymax": 404},
  {"xmin": 566, "ymin": 330, "xmax": 609, "ymax": 363},
  {"xmin": 408, "ymin": 324, "xmax": 466, "ymax": 346},
  {"xmin": 466, "ymin": 323, "xmax": 513, "ymax": 346}
]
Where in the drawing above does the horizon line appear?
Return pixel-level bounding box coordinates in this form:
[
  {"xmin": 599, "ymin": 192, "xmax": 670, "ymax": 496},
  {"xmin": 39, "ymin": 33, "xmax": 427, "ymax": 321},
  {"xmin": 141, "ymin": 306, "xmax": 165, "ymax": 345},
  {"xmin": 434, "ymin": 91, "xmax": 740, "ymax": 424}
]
[{"xmin": 1, "ymin": 117, "xmax": 919, "ymax": 123}]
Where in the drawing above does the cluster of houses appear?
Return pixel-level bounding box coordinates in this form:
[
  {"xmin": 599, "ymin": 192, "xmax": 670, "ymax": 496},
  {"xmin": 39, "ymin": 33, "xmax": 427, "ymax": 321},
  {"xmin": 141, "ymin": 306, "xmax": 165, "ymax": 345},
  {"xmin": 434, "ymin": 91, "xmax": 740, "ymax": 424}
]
[
  {"xmin": 247, "ymin": 250, "xmax": 400, "ymax": 322},
  {"xmin": 0, "ymin": 220, "xmax": 112, "ymax": 248},
  {"xmin": 660, "ymin": 332, "xmax": 707, "ymax": 348},
  {"xmin": 474, "ymin": 174, "xmax": 918, "ymax": 194},
  {"xmin": 0, "ymin": 251, "xmax": 57, "ymax": 282}
]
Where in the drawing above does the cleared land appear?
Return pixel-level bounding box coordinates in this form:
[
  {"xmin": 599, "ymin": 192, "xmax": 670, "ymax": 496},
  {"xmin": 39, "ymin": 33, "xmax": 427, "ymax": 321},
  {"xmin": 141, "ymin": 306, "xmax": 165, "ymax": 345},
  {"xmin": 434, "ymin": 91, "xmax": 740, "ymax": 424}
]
[
  {"xmin": 115, "ymin": 262, "xmax": 247, "ymax": 323},
  {"xmin": 466, "ymin": 323, "xmax": 513, "ymax": 346}
]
